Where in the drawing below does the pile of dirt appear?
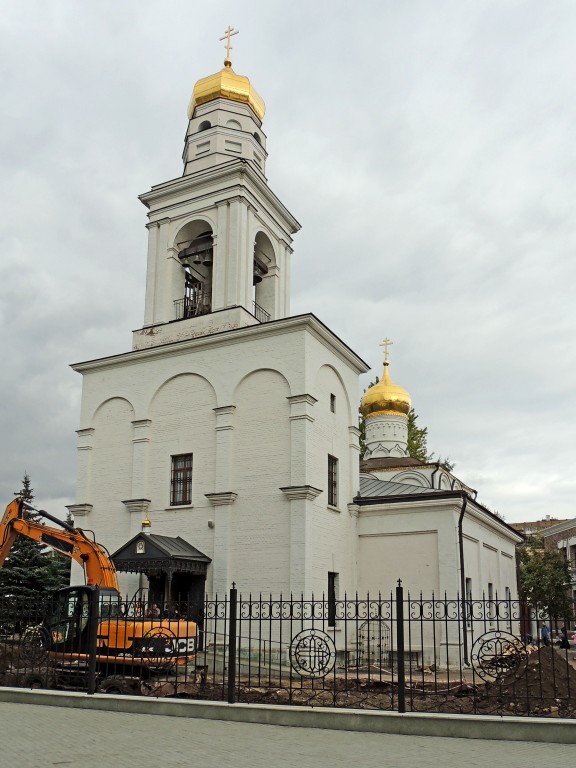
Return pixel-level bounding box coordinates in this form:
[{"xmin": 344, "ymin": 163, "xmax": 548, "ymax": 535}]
[{"xmin": 476, "ymin": 646, "xmax": 576, "ymax": 717}]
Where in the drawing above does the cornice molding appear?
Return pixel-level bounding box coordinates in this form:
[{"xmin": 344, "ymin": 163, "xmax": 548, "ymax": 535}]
[
  {"xmin": 205, "ymin": 492, "xmax": 238, "ymax": 506},
  {"xmin": 287, "ymin": 394, "xmax": 318, "ymax": 406},
  {"xmin": 280, "ymin": 485, "xmax": 323, "ymax": 501},
  {"xmin": 66, "ymin": 503, "xmax": 93, "ymax": 518},
  {"xmin": 72, "ymin": 314, "xmax": 369, "ymax": 376},
  {"xmin": 122, "ymin": 498, "xmax": 151, "ymax": 515},
  {"xmin": 139, "ymin": 159, "xmax": 300, "ymax": 235}
]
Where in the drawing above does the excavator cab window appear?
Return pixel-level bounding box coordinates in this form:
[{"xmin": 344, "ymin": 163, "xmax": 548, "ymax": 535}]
[
  {"xmin": 49, "ymin": 587, "xmax": 90, "ymax": 648},
  {"xmin": 99, "ymin": 589, "xmax": 121, "ymax": 618}
]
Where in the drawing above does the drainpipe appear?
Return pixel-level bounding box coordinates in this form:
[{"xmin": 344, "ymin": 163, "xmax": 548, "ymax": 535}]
[
  {"xmin": 458, "ymin": 494, "xmax": 469, "ymax": 665},
  {"xmin": 430, "ymin": 462, "xmax": 441, "ymax": 489}
]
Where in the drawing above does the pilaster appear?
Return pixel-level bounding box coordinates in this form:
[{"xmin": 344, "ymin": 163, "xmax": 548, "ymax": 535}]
[
  {"xmin": 130, "ymin": 419, "xmax": 152, "ymax": 500},
  {"xmin": 148, "ymin": 219, "xmax": 170, "ymax": 325},
  {"xmin": 280, "ymin": 484, "xmax": 322, "ymax": 595},
  {"xmin": 75, "ymin": 428, "xmax": 95, "ymax": 503},
  {"xmin": 287, "ymin": 394, "xmax": 317, "ymax": 487},
  {"xmin": 206, "ymin": 494, "xmax": 238, "ymax": 596},
  {"xmin": 348, "ymin": 425, "xmax": 361, "ymax": 493},
  {"xmin": 213, "ymin": 405, "xmax": 236, "ymax": 491},
  {"xmin": 143, "ymin": 223, "xmax": 159, "ymax": 326},
  {"xmin": 213, "ymin": 202, "xmax": 228, "ymax": 311}
]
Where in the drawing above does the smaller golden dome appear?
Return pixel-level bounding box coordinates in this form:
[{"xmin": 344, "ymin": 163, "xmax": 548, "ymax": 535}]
[
  {"xmin": 361, "ymin": 361, "xmax": 411, "ymax": 418},
  {"xmin": 188, "ymin": 60, "xmax": 266, "ymax": 121}
]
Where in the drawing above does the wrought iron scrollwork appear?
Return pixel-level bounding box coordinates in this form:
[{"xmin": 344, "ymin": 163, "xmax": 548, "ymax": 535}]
[
  {"xmin": 470, "ymin": 630, "xmax": 528, "ymax": 683},
  {"xmin": 289, "ymin": 629, "xmax": 336, "ymax": 679}
]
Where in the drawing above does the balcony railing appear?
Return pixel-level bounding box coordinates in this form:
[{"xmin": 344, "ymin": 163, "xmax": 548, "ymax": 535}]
[
  {"xmin": 174, "ymin": 293, "xmax": 212, "ymax": 321},
  {"xmin": 253, "ymin": 301, "xmax": 270, "ymax": 323},
  {"xmin": 173, "ymin": 297, "xmax": 270, "ymax": 324}
]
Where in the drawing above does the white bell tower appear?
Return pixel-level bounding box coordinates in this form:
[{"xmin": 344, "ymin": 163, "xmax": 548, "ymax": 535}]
[{"xmin": 134, "ymin": 31, "xmax": 300, "ymax": 351}]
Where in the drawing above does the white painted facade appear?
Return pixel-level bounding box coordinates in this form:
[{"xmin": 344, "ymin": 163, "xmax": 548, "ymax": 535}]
[{"xmin": 69, "ymin": 62, "xmax": 521, "ymax": 606}]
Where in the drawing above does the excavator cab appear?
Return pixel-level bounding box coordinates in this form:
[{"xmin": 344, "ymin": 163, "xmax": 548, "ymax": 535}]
[
  {"xmin": 47, "ymin": 586, "xmax": 92, "ymax": 652},
  {"xmin": 46, "ymin": 586, "xmax": 122, "ymax": 652}
]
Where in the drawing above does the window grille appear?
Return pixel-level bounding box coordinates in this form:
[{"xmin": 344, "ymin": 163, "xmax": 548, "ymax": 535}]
[
  {"xmin": 170, "ymin": 454, "xmax": 193, "ymax": 506},
  {"xmin": 328, "ymin": 455, "xmax": 338, "ymax": 507}
]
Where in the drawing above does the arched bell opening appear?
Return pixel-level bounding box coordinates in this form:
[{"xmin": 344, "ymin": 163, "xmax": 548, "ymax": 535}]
[
  {"xmin": 253, "ymin": 231, "xmax": 276, "ymax": 323},
  {"xmin": 174, "ymin": 221, "xmax": 214, "ymax": 319}
]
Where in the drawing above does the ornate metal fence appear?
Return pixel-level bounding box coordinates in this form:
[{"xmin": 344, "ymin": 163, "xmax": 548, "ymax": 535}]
[{"xmin": 1, "ymin": 585, "xmax": 575, "ymax": 717}]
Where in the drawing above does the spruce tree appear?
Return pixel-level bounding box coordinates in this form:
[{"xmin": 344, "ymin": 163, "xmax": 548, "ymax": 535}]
[{"xmin": 0, "ymin": 473, "xmax": 68, "ymax": 602}]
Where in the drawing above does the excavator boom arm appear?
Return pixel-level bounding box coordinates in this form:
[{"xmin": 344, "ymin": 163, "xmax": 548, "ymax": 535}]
[{"xmin": 0, "ymin": 498, "xmax": 119, "ymax": 591}]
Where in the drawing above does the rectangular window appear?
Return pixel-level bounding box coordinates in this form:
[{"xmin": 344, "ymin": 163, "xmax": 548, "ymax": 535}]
[
  {"xmin": 330, "ymin": 393, "xmax": 336, "ymax": 413},
  {"xmin": 170, "ymin": 454, "xmax": 193, "ymax": 506},
  {"xmin": 328, "ymin": 455, "xmax": 338, "ymax": 507},
  {"xmin": 328, "ymin": 572, "xmax": 338, "ymax": 627}
]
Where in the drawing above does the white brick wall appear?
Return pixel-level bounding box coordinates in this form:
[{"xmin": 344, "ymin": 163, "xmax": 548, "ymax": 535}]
[{"xmin": 72, "ymin": 315, "xmax": 368, "ymax": 599}]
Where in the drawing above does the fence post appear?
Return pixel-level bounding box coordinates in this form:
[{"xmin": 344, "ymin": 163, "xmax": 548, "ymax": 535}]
[
  {"xmin": 86, "ymin": 586, "xmax": 100, "ymax": 695},
  {"xmin": 227, "ymin": 583, "xmax": 238, "ymax": 704},
  {"xmin": 395, "ymin": 579, "xmax": 406, "ymax": 713}
]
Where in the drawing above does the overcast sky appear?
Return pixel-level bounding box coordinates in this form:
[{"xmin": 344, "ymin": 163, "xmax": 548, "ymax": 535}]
[{"xmin": 1, "ymin": 0, "xmax": 575, "ymax": 524}]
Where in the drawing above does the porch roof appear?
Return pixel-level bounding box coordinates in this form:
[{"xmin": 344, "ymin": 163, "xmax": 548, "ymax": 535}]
[{"xmin": 111, "ymin": 533, "xmax": 211, "ymax": 575}]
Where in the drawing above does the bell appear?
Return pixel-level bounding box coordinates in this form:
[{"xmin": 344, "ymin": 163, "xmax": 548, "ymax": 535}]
[
  {"xmin": 202, "ymin": 252, "xmax": 213, "ymax": 266},
  {"xmin": 192, "ymin": 253, "xmax": 202, "ymax": 265},
  {"xmin": 253, "ymin": 273, "xmax": 263, "ymax": 285}
]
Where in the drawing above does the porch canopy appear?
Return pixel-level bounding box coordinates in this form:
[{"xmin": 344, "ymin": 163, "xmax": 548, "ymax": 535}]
[{"xmin": 111, "ymin": 532, "xmax": 211, "ymax": 578}]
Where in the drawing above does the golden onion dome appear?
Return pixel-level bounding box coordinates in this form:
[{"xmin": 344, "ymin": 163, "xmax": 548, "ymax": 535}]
[
  {"xmin": 188, "ymin": 59, "xmax": 266, "ymax": 121},
  {"xmin": 361, "ymin": 361, "xmax": 412, "ymax": 418}
]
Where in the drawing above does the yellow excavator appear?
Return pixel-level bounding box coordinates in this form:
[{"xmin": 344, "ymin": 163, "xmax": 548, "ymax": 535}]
[{"xmin": 0, "ymin": 498, "xmax": 197, "ymax": 692}]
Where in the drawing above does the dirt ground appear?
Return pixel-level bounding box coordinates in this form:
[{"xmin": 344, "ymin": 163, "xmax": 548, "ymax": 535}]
[
  {"xmin": 2, "ymin": 642, "xmax": 575, "ymax": 718},
  {"xmin": 172, "ymin": 647, "xmax": 576, "ymax": 718}
]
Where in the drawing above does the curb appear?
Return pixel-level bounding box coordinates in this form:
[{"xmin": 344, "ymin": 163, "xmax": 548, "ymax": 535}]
[{"xmin": 0, "ymin": 687, "xmax": 574, "ymax": 744}]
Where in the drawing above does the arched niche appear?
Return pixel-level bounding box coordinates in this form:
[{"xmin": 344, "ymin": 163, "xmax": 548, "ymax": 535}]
[
  {"xmin": 253, "ymin": 230, "xmax": 277, "ymax": 321},
  {"xmin": 148, "ymin": 374, "xmax": 217, "ymax": 507},
  {"xmin": 313, "ymin": 363, "xmax": 352, "ymax": 425},
  {"xmin": 393, "ymin": 471, "xmax": 429, "ymax": 488},
  {"xmin": 226, "ymin": 119, "xmax": 242, "ymax": 130},
  {"xmin": 233, "ymin": 368, "xmax": 291, "ymax": 588},
  {"xmin": 173, "ymin": 220, "xmax": 215, "ymax": 319},
  {"xmin": 440, "ymin": 473, "xmax": 451, "ymax": 490}
]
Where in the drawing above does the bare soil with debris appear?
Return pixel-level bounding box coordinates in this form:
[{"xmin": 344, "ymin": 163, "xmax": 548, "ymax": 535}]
[
  {"xmin": 2, "ymin": 641, "xmax": 575, "ymax": 718},
  {"xmin": 173, "ymin": 648, "xmax": 576, "ymax": 718}
]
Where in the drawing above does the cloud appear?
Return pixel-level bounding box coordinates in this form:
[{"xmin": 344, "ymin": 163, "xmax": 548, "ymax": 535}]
[{"xmin": 1, "ymin": 0, "xmax": 575, "ymax": 523}]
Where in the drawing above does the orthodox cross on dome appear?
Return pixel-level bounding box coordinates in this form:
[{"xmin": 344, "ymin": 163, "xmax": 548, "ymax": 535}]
[
  {"xmin": 380, "ymin": 337, "xmax": 393, "ymax": 363},
  {"xmin": 220, "ymin": 25, "xmax": 239, "ymax": 64}
]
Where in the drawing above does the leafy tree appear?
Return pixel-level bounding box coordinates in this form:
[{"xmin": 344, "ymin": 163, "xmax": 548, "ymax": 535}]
[
  {"xmin": 358, "ymin": 377, "xmax": 378, "ymax": 458},
  {"xmin": 518, "ymin": 537, "xmax": 573, "ymax": 621},
  {"xmin": 0, "ymin": 473, "xmax": 70, "ymax": 602},
  {"xmin": 406, "ymin": 409, "xmax": 429, "ymax": 462}
]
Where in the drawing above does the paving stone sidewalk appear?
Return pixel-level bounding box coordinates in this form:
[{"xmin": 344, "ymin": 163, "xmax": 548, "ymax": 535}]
[{"xmin": 1, "ymin": 701, "xmax": 573, "ymax": 768}]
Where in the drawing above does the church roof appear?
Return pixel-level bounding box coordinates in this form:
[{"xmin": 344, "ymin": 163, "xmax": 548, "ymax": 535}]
[
  {"xmin": 360, "ymin": 456, "xmax": 425, "ymax": 471},
  {"xmin": 356, "ymin": 476, "xmax": 523, "ymax": 542},
  {"xmin": 360, "ymin": 358, "xmax": 411, "ymax": 418},
  {"xmin": 141, "ymin": 534, "xmax": 212, "ymax": 561},
  {"xmin": 188, "ymin": 61, "xmax": 266, "ymax": 120},
  {"xmin": 358, "ymin": 475, "xmax": 441, "ymax": 498}
]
